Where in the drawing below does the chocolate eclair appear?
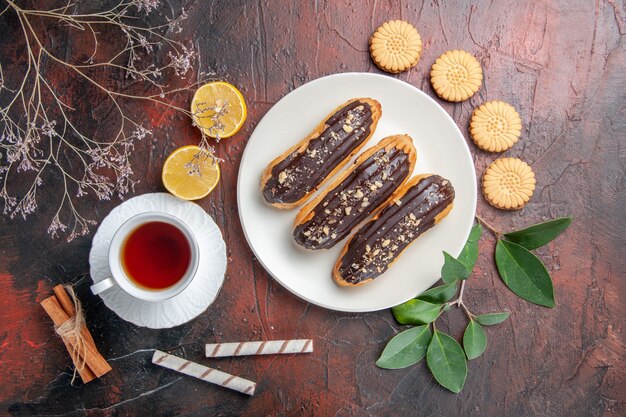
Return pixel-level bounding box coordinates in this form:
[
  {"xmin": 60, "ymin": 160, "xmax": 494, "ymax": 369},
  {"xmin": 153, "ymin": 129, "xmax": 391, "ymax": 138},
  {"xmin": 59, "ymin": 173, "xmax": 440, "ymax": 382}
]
[
  {"xmin": 293, "ymin": 134, "xmax": 417, "ymax": 250},
  {"xmin": 260, "ymin": 98, "xmax": 382, "ymax": 209},
  {"xmin": 333, "ymin": 174, "xmax": 455, "ymax": 286}
]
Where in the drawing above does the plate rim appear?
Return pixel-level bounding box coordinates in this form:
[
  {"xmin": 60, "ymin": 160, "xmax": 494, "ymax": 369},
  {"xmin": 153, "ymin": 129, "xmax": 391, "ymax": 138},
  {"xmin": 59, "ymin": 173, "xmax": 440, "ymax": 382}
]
[{"xmin": 237, "ymin": 72, "xmax": 476, "ymax": 312}]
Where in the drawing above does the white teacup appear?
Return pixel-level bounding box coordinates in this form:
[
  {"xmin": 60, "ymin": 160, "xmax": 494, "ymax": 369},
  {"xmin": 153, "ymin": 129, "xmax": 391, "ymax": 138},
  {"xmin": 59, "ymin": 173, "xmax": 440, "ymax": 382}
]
[{"xmin": 90, "ymin": 212, "xmax": 200, "ymax": 302}]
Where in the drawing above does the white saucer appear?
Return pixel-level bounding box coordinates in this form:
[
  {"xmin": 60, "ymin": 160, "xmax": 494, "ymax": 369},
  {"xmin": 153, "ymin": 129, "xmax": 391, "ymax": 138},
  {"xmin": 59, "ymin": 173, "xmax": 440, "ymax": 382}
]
[{"xmin": 89, "ymin": 193, "xmax": 227, "ymax": 329}]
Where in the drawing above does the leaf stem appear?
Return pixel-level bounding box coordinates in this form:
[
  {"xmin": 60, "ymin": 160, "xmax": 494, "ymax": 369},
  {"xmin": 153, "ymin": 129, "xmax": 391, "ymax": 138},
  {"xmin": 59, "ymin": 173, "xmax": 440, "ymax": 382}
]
[
  {"xmin": 475, "ymin": 214, "xmax": 502, "ymax": 238},
  {"xmin": 451, "ymin": 280, "xmax": 474, "ymax": 319},
  {"xmin": 459, "ymin": 302, "xmax": 474, "ymax": 320},
  {"xmin": 456, "ymin": 280, "xmax": 466, "ymax": 305},
  {"xmin": 431, "ymin": 279, "xmax": 476, "ymax": 324}
]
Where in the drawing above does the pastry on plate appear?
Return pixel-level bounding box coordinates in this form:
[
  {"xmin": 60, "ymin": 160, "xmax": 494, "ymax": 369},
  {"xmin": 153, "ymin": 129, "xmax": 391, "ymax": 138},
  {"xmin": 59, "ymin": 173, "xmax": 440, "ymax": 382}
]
[
  {"xmin": 260, "ymin": 98, "xmax": 382, "ymax": 209},
  {"xmin": 293, "ymin": 134, "xmax": 417, "ymax": 250},
  {"xmin": 333, "ymin": 174, "xmax": 455, "ymax": 286}
]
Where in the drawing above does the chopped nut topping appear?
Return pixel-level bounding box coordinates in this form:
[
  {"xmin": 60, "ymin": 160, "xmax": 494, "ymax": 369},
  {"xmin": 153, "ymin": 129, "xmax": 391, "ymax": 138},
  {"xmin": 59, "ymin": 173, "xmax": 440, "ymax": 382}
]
[
  {"xmin": 395, "ymin": 199, "xmax": 402, "ymax": 206},
  {"xmin": 331, "ymin": 233, "xmax": 337, "ymax": 239},
  {"xmin": 323, "ymin": 226, "xmax": 330, "ymax": 235},
  {"xmin": 370, "ymin": 184, "xmax": 377, "ymax": 191},
  {"xmin": 343, "ymin": 124, "xmax": 354, "ymax": 133},
  {"xmin": 303, "ymin": 230, "xmax": 311, "ymax": 237},
  {"xmin": 278, "ymin": 171, "xmax": 288, "ymax": 184},
  {"xmin": 399, "ymin": 235, "xmax": 406, "ymax": 242},
  {"xmin": 324, "ymin": 209, "xmax": 331, "ymax": 214},
  {"xmin": 365, "ymin": 244, "xmax": 371, "ymax": 252},
  {"xmin": 373, "ymin": 249, "xmax": 381, "ymax": 256},
  {"xmin": 409, "ymin": 213, "xmax": 417, "ymax": 221},
  {"xmin": 345, "ymin": 207, "xmax": 352, "ymax": 215},
  {"xmin": 382, "ymin": 239, "xmax": 391, "ymax": 247},
  {"xmin": 382, "ymin": 172, "xmax": 388, "ymax": 180},
  {"xmin": 374, "ymin": 181, "xmax": 383, "ymax": 188},
  {"xmin": 354, "ymin": 190, "xmax": 364, "ymax": 199}
]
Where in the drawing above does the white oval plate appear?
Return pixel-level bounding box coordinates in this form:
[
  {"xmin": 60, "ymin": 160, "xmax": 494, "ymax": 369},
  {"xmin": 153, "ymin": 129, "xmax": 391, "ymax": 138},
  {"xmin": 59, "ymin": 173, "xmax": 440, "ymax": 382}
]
[
  {"xmin": 89, "ymin": 193, "xmax": 227, "ymax": 328},
  {"xmin": 237, "ymin": 73, "xmax": 476, "ymax": 312}
]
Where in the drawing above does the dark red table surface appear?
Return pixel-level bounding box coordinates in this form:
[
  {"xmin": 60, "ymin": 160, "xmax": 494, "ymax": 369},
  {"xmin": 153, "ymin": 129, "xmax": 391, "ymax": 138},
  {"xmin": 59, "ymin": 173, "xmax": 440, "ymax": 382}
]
[{"xmin": 1, "ymin": 1, "xmax": 625, "ymax": 416}]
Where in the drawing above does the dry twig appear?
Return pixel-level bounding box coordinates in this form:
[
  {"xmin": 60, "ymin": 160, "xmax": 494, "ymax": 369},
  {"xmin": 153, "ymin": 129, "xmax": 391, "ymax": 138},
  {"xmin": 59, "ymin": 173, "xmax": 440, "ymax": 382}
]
[{"xmin": 0, "ymin": 0, "xmax": 219, "ymax": 240}]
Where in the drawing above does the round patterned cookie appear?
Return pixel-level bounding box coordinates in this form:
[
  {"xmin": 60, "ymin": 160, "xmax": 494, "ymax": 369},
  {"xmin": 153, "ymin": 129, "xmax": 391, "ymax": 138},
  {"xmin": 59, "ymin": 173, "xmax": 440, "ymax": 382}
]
[
  {"xmin": 470, "ymin": 101, "xmax": 522, "ymax": 152},
  {"xmin": 370, "ymin": 20, "xmax": 422, "ymax": 74},
  {"xmin": 430, "ymin": 50, "xmax": 482, "ymax": 102},
  {"xmin": 482, "ymin": 158, "xmax": 535, "ymax": 210}
]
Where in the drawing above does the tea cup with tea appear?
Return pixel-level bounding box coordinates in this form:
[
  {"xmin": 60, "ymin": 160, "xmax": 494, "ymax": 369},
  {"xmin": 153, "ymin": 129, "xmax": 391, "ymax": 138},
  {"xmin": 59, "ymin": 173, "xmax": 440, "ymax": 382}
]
[{"xmin": 90, "ymin": 212, "xmax": 200, "ymax": 302}]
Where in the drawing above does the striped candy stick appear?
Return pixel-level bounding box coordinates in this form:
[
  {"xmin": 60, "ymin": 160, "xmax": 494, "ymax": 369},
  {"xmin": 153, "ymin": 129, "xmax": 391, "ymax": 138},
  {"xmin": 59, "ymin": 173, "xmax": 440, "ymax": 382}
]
[
  {"xmin": 206, "ymin": 339, "xmax": 313, "ymax": 358},
  {"xmin": 152, "ymin": 350, "xmax": 256, "ymax": 396}
]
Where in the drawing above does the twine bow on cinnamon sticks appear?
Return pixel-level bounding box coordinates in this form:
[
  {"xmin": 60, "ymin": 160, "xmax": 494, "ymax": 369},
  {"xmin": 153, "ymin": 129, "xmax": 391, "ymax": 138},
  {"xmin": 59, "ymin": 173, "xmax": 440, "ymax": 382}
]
[{"xmin": 40, "ymin": 285, "xmax": 111, "ymax": 384}]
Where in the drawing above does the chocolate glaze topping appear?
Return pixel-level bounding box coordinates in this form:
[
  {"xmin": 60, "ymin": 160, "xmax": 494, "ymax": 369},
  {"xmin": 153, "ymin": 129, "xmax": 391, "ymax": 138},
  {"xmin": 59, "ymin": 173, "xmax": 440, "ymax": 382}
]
[
  {"xmin": 262, "ymin": 100, "xmax": 374, "ymax": 205},
  {"xmin": 338, "ymin": 175, "xmax": 455, "ymax": 285},
  {"xmin": 294, "ymin": 146, "xmax": 412, "ymax": 249}
]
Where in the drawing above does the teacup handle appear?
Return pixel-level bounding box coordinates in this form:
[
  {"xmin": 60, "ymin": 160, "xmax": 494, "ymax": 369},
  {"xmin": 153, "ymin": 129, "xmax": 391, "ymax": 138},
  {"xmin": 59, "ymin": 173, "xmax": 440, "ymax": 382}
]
[{"xmin": 91, "ymin": 277, "xmax": 116, "ymax": 295}]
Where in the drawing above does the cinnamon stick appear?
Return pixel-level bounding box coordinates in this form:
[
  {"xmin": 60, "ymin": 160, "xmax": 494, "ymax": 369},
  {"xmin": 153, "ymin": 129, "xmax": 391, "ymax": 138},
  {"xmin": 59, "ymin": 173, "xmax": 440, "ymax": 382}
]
[
  {"xmin": 52, "ymin": 285, "xmax": 96, "ymax": 347},
  {"xmin": 40, "ymin": 295, "xmax": 96, "ymax": 383},
  {"xmin": 40, "ymin": 295, "xmax": 112, "ymax": 378},
  {"xmin": 58, "ymin": 329, "xmax": 96, "ymax": 383}
]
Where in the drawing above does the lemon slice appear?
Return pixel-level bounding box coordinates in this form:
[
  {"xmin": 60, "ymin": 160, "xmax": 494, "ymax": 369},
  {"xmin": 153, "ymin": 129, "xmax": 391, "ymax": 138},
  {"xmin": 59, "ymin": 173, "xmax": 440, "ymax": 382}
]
[
  {"xmin": 191, "ymin": 81, "xmax": 247, "ymax": 138},
  {"xmin": 162, "ymin": 145, "xmax": 220, "ymax": 200}
]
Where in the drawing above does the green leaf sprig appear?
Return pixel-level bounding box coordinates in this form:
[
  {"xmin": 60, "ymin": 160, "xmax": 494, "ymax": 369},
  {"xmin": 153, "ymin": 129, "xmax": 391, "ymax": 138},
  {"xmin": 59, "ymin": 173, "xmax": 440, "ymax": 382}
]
[
  {"xmin": 490, "ymin": 216, "xmax": 572, "ymax": 307},
  {"xmin": 376, "ymin": 216, "xmax": 572, "ymax": 393}
]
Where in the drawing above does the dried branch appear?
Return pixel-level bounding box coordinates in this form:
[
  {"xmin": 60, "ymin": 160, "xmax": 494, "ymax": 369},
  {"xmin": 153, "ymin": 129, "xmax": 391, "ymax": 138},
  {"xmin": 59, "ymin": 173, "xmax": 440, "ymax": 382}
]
[{"xmin": 0, "ymin": 0, "xmax": 218, "ymax": 240}]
